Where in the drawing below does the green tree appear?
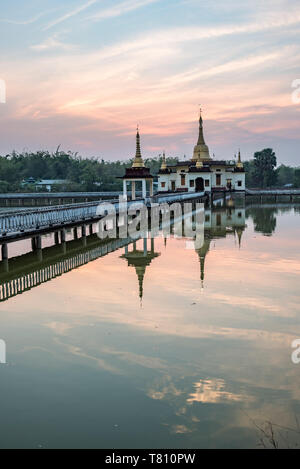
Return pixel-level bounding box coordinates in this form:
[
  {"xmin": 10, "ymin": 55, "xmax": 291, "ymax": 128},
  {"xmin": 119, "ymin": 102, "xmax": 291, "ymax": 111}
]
[
  {"xmin": 276, "ymin": 164, "xmax": 295, "ymax": 186},
  {"xmin": 247, "ymin": 207, "xmax": 277, "ymax": 236},
  {"xmin": 253, "ymin": 148, "xmax": 277, "ymax": 188},
  {"xmin": 294, "ymin": 169, "xmax": 300, "ymax": 188}
]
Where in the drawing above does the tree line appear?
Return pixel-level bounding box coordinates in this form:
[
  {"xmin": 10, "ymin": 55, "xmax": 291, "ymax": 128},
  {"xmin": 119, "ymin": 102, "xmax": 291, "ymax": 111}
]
[
  {"xmin": 0, "ymin": 147, "xmax": 299, "ymax": 192},
  {"xmin": 244, "ymin": 148, "xmax": 300, "ymax": 188}
]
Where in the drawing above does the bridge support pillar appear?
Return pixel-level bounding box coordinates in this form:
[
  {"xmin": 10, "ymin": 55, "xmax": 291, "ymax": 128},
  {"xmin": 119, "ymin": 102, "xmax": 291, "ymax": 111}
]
[
  {"xmin": 37, "ymin": 248, "xmax": 43, "ymax": 262},
  {"xmin": 89, "ymin": 224, "xmax": 93, "ymax": 235},
  {"xmin": 1, "ymin": 243, "xmax": 8, "ymax": 260},
  {"xmin": 31, "ymin": 237, "xmax": 36, "ymax": 251},
  {"xmin": 60, "ymin": 229, "xmax": 66, "ymax": 243},
  {"xmin": 0, "ymin": 258, "xmax": 9, "ymax": 272},
  {"xmin": 31, "ymin": 235, "xmax": 41, "ymax": 251},
  {"xmin": 74, "ymin": 227, "xmax": 78, "ymax": 239},
  {"xmin": 54, "ymin": 231, "xmax": 59, "ymax": 244},
  {"xmin": 143, "ymin": 237, "xmax": 147, "ymax": 256},
  {"xmin": 82, "ymin": 225, "xmax": 86, "ymax": 237},
  {"xmin": 36, "ymin": 235, "xmax": 42, "ymax": 250}
]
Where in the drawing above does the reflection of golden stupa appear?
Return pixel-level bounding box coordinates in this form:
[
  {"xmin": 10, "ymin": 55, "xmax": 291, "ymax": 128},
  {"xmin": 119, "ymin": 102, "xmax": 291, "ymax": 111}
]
[
  {"xmin": 235, "ymin": 227, "xmax": 244, "ymax": 249},
  {"xmin": 195, "ymin": 237, "xmax": 211, "ymax": 288},
  {"xmin": 120, "ymin": 239, "xmax": 160, "ymax": 302}
]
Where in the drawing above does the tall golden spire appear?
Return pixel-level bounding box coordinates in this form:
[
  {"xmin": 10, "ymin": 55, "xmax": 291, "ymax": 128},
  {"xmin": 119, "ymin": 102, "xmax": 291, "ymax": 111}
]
[
  {"xmin": 132, "ymin": 126, "xmax": 144, "ymax": 168},
  {"xmin": 197, "ymin": 109, "xmax": 205, "ymax": 146},
  {"xmin": 236, "ymin": 149, "xmax": 243, "ymax": 168},
  {"xmin": 192, "ymin": 108, "xmax": 211, "ymax": 161},
  {"xmin": 160, "ymin": 151, "xmax": 167, "ymax": 170}
]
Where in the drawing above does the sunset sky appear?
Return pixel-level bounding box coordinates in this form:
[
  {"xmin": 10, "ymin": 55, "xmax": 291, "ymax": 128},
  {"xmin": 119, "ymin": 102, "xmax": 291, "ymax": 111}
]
[{"xmin": 0, "ymin": 0, "xmax": 299, "ymax": 164}]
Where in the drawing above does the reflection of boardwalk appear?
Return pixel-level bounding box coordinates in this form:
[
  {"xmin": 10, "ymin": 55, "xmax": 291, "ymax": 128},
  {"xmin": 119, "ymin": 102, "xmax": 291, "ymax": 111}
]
[
  {"xmin": 0, "ymin": 236, "xmax": 131, "ymax": 303},
  {"xmin": 0, "ymin": 207, "xmax": 247, "ymax": 302}
]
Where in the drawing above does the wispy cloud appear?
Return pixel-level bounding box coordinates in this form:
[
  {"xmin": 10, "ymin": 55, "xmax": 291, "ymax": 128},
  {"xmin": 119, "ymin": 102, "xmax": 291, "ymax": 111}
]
[
  {"xmin": 90, "ymin": 10, "xmax": 300, "ymax": 62},
  {"xmin": 1, "ymin": 0, "xmax": 300, "ymax": 161},
  {"xmin": 87, "ymin": 0, "xmax": 159, "ymax": 21},
  {"xmin": 31, "ymin": 34, "xmax": 75, "ymax": 52},
  {"xmin": 44, "ymin": 0, "xmax": 99, "ymax": 30},
  {"xmin": 0, "ymin": 10, "xmax": 53, "ymax": 25},
  {"xmin": 150, "ymin": 52, "xmax": 281, "ymax": 91}
]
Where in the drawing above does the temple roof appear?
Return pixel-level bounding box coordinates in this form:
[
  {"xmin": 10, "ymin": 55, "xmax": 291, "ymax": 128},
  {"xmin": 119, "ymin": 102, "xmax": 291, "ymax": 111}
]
[
  {"xmin": 119, "ymin": 167, "xmax": 154, "ymax": 179},
  {"xmin": 120, "ymin": 128, "xmax": 153, "ymax": 179}
]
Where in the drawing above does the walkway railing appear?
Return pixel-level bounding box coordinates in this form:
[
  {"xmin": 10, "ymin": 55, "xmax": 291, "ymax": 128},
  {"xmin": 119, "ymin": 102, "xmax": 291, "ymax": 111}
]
[
  {"xmin": 246, "ymin": 189, "xmax": 300, "ymax": 195},
  {"xmin": 0, "ymin": 191, "xmax": 206, "ymax": 235},
  {"xmin": 0, "ymin": 200, "xmax": 102, "ymax": 234}
]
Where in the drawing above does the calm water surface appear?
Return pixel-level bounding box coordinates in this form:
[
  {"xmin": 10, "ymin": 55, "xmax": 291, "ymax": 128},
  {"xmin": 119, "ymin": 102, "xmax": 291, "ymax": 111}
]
[{"xmin": 0, "ymin": 205, "xmax": 299, "ymax": 448}]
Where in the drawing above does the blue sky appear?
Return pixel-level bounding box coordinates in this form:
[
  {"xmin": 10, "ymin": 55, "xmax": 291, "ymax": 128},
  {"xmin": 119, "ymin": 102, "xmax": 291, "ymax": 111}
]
[{"xmin": 0, "ymin": 0, "xmax": 299, "ymax": 165}]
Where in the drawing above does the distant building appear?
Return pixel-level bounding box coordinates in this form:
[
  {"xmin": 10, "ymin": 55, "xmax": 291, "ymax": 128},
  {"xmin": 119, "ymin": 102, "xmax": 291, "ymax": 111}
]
[
  {"xmin": 35, "ymin": 179, "xmax": 69, "ymax": 192},
  {"xmin": 157, "ymin": 112, "xmax": 245, "ymax": 193},
  {"xmin": 21, "ymin": 176, "xmax": 36, "ymax": 186}
]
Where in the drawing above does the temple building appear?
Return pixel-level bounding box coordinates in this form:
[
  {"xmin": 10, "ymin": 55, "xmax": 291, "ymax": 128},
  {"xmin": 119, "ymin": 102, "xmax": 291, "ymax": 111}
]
[
  {"xmin": 158, "ymin": 112, "xmax": 245, "ymax": 193},
  {"xmin": 119, "ymin": 127, "xmax": 154, "ymax": 199}
]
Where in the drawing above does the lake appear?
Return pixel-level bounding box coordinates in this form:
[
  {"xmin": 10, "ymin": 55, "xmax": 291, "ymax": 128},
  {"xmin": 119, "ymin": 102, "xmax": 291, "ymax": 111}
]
[{"xmin": 0, "ymin": 204, "xmax": 299, "ymax": 448}]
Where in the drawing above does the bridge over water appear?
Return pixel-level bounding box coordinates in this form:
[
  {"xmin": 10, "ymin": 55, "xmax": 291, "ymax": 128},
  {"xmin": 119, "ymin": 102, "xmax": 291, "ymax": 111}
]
[
  {"xmin": 0, "ymin": 191, "xmax": 129, "ymax": 207},
  {"xmin": 246, "ymin": 189, "xmax": 300, "ymax": 202},
  {"xmin": 0, "ymin": 191, "xmax": 207, "ymax": 261},
  {"xmin": 0, "ymin": 203, "xmax": 246, "ymax": 303}
]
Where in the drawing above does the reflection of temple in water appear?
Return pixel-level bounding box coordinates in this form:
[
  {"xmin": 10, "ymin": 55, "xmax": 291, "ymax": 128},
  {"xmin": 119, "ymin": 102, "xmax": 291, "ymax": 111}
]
[
  {"xmin": 120, "ymin": 208, "xmax": 246, "ymax": 298},
  {"xmin": 120, "ymin": 238, "xmax": 160, "ymax": 303},
  {"xmin": 193, "ymin": 207, "xmax": 246, "ymax": 288},
  {"xmin": 0, "ymin": 208, "xmax": 245, "ymax": 303}
]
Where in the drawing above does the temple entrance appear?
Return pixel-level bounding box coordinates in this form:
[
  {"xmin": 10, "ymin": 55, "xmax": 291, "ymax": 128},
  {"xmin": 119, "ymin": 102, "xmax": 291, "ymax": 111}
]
[{"xmin": 195, "ymin": 177, "xmax": 204, "ymax": 191}]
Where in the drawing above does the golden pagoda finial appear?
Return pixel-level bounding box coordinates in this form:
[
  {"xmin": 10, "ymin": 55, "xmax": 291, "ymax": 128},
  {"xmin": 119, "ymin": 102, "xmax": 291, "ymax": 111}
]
[
  {"xmin": 197, "ymin": 107, "xmax": 205, "ymax": 146},
  {"xmin": 132, "ymin": 125, "xmax": 144, "ymax": 168},
  {"xmin": 192, "ymin": 107, "xmax": 211, "ymax": 161},
  {"xmin": 236, "ymin": 149, "xmax": 243, "ymax": 168},
  {"xmin": 161, "ymin": 151, "xmax": 167, "ymax": 170}
]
